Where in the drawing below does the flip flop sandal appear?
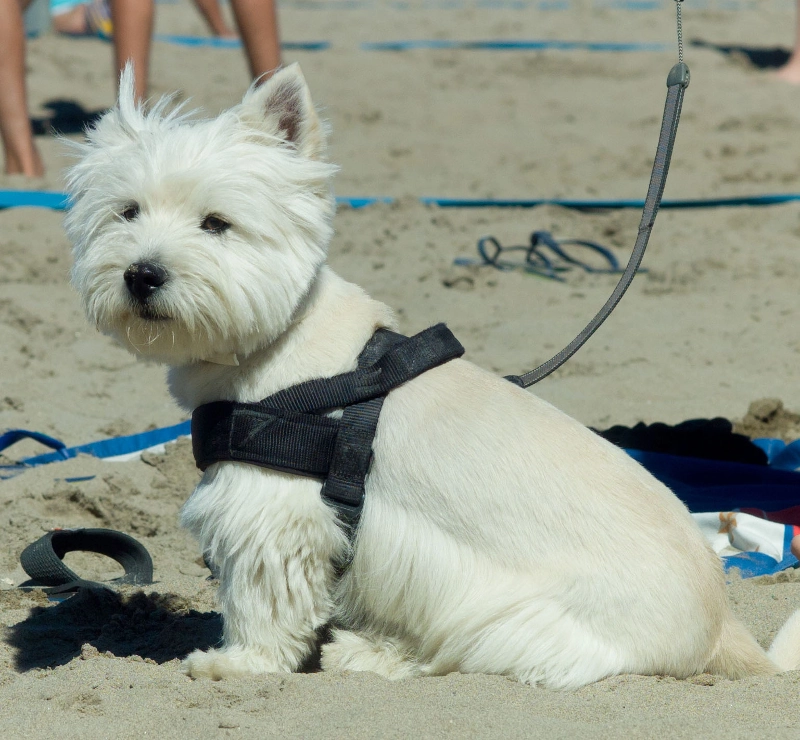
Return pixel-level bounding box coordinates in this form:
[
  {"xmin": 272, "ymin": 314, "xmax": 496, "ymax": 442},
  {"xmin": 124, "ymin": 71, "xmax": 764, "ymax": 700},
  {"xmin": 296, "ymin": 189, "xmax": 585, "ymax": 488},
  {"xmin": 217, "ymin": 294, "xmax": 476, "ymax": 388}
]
[
  {"xmin": 455, "ymin": 230, "xmax": 633, "ymax": 282},
  {"xmin": 19, "ymin": 528, "xmax": 153, "ymax": 596}
]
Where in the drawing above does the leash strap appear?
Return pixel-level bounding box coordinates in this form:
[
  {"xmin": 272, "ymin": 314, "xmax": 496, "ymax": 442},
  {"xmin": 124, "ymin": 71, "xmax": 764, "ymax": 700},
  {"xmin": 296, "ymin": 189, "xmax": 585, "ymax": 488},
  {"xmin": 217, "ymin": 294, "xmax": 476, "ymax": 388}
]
[{"xmin": 506, "ymin": 61, "xmax": 690, "ymax": 388}]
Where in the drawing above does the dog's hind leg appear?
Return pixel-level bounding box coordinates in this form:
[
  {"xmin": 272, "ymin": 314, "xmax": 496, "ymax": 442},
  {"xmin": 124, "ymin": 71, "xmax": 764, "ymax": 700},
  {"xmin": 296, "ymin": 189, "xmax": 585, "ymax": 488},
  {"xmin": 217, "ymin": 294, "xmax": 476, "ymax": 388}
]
[{"xmin": 320, "ymin": 629, "xmax": 425, "ymax": 679}]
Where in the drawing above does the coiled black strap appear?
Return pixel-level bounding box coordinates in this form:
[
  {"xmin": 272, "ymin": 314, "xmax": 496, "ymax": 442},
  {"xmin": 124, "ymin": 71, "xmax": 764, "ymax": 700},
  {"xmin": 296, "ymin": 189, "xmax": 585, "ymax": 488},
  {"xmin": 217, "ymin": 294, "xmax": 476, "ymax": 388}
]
[{"xmin": 19, "ymin": 528, "xmax": 154, "ymax": 594}]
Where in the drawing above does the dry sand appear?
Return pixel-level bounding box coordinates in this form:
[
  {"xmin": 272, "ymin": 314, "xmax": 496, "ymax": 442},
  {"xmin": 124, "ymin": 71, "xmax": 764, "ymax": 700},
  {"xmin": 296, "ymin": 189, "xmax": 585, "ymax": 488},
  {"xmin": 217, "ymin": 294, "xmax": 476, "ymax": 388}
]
[{"xmin": 3, "ymin": 0, "xmax": 800, "ymax": 736}]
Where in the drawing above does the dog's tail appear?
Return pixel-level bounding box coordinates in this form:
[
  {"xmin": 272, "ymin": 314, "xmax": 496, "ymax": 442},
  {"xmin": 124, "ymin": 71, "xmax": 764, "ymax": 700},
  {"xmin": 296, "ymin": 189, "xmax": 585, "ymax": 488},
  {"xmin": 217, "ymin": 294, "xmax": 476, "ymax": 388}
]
[
  {"xmin": 703, "ymin": 617, "xmax": 777, "ymax": 678},
  {"xmin": 703, "ymin": 609, "xmax": 800, "ymax": 678},
  {"xmin": 768, "ymin": 608, "xmax": 800, "ymax": 671}
]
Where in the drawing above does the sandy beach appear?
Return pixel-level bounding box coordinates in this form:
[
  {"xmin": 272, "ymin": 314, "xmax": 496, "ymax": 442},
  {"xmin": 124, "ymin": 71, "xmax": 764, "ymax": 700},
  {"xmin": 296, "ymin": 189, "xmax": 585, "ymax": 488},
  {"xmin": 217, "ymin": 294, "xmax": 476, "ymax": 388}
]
[{"xmin": 3, "ymin": 0, "xmax": 800, "ymax": 736}]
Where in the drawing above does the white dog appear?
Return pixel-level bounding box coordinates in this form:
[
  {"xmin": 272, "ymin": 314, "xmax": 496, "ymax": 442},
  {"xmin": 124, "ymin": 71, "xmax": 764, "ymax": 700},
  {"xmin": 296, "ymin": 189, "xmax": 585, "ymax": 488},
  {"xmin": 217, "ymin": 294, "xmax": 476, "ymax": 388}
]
[{"xmin": 65, "ymin": 65, "xmax": 800, "ymax": 688}]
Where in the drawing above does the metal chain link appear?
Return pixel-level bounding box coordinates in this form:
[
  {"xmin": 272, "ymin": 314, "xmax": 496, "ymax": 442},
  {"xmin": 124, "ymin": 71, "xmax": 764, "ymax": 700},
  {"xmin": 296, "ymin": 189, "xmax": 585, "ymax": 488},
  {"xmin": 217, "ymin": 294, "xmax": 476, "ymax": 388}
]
[{"xmin": 676, "ymin": 0, "xmax": 684, "ymax": 63}]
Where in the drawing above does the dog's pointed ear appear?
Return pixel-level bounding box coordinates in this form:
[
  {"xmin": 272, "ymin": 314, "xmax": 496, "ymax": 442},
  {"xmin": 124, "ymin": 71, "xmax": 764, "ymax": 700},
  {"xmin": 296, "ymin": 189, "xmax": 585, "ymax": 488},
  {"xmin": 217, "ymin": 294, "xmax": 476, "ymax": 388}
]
[{"xmin": 239, "ymin": 64, "xmax": 325, "ymax": 159}]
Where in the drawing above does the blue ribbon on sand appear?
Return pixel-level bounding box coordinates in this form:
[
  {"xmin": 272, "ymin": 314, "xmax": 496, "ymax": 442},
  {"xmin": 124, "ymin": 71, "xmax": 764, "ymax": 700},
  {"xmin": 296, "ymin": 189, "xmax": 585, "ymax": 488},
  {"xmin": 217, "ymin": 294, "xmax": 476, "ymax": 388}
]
[{"xmin": 3, "ymin": 191, "xmax": 800, "ymax": 212}]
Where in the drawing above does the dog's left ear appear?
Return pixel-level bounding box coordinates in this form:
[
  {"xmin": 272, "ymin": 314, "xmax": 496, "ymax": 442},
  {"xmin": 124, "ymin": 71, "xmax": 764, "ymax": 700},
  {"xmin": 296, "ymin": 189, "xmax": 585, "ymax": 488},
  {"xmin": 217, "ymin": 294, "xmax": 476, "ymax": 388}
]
[{"xmin": 240, "ymin": 64, "xmax": 325, "ymax": 159}]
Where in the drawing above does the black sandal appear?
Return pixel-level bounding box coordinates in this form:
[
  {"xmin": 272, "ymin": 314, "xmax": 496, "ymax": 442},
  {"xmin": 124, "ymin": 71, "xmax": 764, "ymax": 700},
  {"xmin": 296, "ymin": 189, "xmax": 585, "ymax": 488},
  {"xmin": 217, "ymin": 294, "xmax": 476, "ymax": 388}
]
[{"xmin": 19, "ymin": 528, "xmax": 154, "ymax": 595}]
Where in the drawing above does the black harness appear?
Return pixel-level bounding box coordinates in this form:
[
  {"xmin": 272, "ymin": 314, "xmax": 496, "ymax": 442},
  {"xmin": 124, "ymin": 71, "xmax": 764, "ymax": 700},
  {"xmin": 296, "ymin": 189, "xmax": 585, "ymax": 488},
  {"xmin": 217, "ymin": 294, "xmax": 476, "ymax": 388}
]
[{"xmin": 192, "ymin": 324, "xmax": 464, "ymax": 529}]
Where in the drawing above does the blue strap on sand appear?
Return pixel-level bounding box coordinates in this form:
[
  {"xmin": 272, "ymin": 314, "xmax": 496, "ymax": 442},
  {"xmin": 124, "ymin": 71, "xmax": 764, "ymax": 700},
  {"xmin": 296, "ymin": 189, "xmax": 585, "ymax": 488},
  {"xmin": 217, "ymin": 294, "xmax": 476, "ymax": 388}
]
[
  {"xmin": 362, "ymin": 39, "xmax": 669, "ymax": 51},
  {"xmin": 0, "ymin": 191, "xmax": 392, "ymax": 211},
  {"xmin": 154, "ymin": 35, "xmax": 330, "ymax": 50},
  {"xmin": 0, "ymin": 421, "xmax": 191, "ymax": 478},
  {"xmin": 6, "ymin": 421, "xmax": 800, "ymax": 476},
  {"xmin": 0, "ymin": 191, "xmax": 69, "ymax": 210},
  {"xmin": 0, "ymin": 429, "xmax": 67, "ymax": 458},
  {"xmin": 4, "ymin": 191, "xmax": 800, "ymax": 212},
  {"xmin": 422, "ymin": 194, "xmax": 800, "ymax": 208}
]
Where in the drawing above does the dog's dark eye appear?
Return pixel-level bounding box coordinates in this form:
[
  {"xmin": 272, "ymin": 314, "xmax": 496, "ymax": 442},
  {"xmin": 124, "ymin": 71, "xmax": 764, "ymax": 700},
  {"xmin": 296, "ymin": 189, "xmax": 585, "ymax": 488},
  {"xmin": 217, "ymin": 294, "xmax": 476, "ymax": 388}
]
[
  {"xmin": 121, "ymin": 203, "xmax": 140, "ymax": 221},
  {"xmin": 201, "ymin": 215, "xmax": 231, "ymax": 234}
]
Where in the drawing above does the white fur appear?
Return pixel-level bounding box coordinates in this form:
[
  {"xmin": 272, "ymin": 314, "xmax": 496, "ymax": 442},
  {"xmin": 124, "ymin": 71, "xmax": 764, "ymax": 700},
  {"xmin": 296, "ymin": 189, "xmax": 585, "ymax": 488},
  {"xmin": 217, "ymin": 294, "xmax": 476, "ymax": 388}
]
[{"xmin": 66, "ymin": 64, "xmax": 800, "ymax": 689}]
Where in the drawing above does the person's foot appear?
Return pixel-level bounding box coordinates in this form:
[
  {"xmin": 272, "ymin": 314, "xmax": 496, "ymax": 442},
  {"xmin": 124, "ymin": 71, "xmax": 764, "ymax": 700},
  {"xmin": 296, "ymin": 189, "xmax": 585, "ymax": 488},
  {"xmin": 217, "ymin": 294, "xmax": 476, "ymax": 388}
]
[
  {"xmin": 3, "ymin": 159, "xmax": 44, "ymax": 177},
  {"xmin": 3, "ymin": 143, "xmax": 44, "ymax": 177},
  {"xmin": 791, "ymin": 534, "xmax": 800, "ymax": 560},
  {"xmin": 210, "ymin": 23, "xmax": 237, "ymax": 39},
  {"xmin": 775, "ymin": 58, "xmax": 800, "ymax": 84}
]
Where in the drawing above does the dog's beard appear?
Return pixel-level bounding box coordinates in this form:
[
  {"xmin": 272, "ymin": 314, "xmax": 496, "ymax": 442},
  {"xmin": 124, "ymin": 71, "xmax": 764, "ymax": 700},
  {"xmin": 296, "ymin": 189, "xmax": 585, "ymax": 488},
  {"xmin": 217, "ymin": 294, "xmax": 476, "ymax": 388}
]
[
  {"xmin": 124, "ymin": 317, "xmax": 175, "ymax": 354},
  {"xmin": 132, "ymin": 301, "xmax": 170, "ymax": 322},
  {"xmin": 94, "ymin": 286, "xmax": 270, "ymax": 365},
  {"xmin": 88, "ymin": 291, "xmax": 195, "ymax": 362}
]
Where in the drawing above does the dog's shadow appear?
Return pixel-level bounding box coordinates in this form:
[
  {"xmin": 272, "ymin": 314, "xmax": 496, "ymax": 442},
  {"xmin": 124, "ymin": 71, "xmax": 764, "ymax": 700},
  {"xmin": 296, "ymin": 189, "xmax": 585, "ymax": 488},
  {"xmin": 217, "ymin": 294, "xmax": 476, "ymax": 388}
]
[
  {"xmin": 690, "ymin": 39, "xmax": 790, "ymax": 69},
  {"xmin": 8, "ymin": 587, "xmax": 325, "ymax": 672},
  {"xmin": 7, "ymin": 588, "xmax": 223, "ymax": 671},
  {"xmin": 31, "ymin": 99, "xmax": 106, "ymax": 137}
]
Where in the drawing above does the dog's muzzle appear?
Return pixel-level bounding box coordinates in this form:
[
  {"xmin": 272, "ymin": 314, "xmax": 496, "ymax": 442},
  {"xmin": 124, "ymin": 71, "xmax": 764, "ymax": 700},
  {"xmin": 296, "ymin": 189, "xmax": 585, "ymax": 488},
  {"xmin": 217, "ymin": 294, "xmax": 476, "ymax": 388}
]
[{"xmin": 124, "ymin": 261, "xmax": 169, "ymax": 302}]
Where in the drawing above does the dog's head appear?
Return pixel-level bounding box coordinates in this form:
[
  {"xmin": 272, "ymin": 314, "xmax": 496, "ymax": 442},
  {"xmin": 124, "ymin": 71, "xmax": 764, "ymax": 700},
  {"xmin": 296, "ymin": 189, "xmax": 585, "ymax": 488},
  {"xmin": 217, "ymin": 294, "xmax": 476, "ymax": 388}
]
[{"xmin": 66, "ymin": 64, "xmax": 337, "ymax": 365}]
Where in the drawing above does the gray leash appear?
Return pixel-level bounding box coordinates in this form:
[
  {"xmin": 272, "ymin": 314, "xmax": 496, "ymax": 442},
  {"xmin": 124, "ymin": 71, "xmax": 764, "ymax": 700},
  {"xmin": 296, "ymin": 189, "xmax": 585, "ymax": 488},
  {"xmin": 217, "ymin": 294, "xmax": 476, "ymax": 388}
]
[{"xmin": 507, "ymin": 0, "xmax": 690, "ymax": 388}]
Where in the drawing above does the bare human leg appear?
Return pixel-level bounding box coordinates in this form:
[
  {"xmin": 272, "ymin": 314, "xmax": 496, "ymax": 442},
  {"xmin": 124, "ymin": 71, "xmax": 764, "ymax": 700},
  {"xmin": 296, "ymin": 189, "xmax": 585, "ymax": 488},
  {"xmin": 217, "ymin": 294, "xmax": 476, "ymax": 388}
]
[
  {"xmin": 192, "ymin": 0, "xmax": 237, "ymax": 38},
  {"xmin": 0, "ymin": 0, "xmax": 44, "ymax": 176},
  {"xmin": 229, "ymin": 0, "xmax": 281, "ymax": 82},
  {"xmin": 776, "ymin": 0, "xmax": 800, "ymax": 83},
  {"xmin": 109, "ymin": 0, "xmax": 154, "ymax": 102}
]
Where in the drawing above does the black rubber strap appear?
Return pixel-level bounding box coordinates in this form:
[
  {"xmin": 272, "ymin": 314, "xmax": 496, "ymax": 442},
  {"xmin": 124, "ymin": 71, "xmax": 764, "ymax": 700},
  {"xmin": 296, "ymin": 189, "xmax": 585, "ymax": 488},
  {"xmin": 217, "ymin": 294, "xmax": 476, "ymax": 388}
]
[
  {"xmin": 19, "ymin": 528, "xmax": 154, "ymax": 594},
  {"xmin": 507, "ymin": 63, "xmax": 690, "ymax": 388}
]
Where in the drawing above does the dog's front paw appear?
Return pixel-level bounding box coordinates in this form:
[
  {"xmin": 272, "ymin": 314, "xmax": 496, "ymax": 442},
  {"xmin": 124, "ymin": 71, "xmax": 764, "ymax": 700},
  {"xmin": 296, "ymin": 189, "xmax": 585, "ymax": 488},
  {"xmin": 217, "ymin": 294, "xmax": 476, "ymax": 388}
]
[{"xmin": 183, "ymin": 647, "xmax": 288, "ymax": 680}]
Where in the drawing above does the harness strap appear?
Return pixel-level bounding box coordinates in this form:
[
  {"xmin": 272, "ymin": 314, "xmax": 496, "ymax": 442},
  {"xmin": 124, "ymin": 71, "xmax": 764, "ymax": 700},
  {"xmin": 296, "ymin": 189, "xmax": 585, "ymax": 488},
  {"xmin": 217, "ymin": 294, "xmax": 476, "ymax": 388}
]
[
  {"xmin": 260, "ymin": 323, "xmax": 463, "ymax": 413},
  {"xmin": 319, "ymin": 329, "xmax": 405, "ymax": 526},
  {"xmin": 191, "ymin": 324, "xmax": 464, "ymax": 527},
  {"xmin": 192, "ymin": 401, "xmax": 341, "ymax": 475},
  {"xmin": 507, "ymin": 62, "xmax": 690, "ymax": 388}
]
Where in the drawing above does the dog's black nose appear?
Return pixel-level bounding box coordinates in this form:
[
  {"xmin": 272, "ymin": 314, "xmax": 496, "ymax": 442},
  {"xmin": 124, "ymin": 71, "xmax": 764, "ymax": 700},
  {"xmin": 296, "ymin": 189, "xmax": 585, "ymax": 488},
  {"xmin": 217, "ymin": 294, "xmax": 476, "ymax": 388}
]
[{"xmin": 124, "ymin": 262, "xmax": 168, "ymax": 301}]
